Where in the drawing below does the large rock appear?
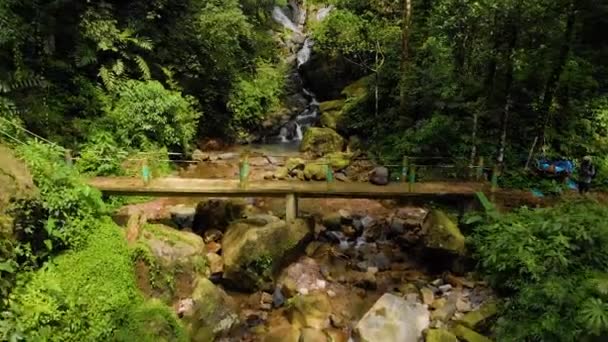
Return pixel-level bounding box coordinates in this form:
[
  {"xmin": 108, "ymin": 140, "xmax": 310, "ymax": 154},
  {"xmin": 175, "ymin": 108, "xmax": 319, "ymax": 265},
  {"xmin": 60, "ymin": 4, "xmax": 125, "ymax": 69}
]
[
  {"xmin": 304, "ymin": 163, "xmax": 327, "ymax": 181},
  {"xmin": 426, "ymin": 329, "xmax": 458, "ymax": 342},
  {"xmin": 222, "ymin": 215, "xmax": 312, "ymax": 291},
  {"xmin": 459, "ymin": 302, "xmax": 498, "ymax": 328},
  {"xmin": 369, "ymin": 167, "xmax": 389, "ymax": 186},
  {"xmin": 324, "ymin": 152, "xmax": 352, "ymax": 171},
  {"xmin": 169, "ymin": 205, "xmax": 196, "ymax": 229},
  {"xmin": 192, "ymin": 199, "xmax": 248, "ymax": 234},
  {"xmin": 288, "ymin": 293, "xmax": 332, "ymax": 330},
  {"xmin": 184, "ymin": 277, "xmax": 238, "ymax": 341},
  {"xmin": 319, "ymin": 99, "xmax": 346, "ymax": 113},
  {"xmin": 300, "ymin": 54, "xmax": 366, "ymax": 101},
  {"xmin": 300, "ymin": 128, "xmax": 345, "ymax": 155},
  {"xmin": 451, "ymin": 324, "xmax": 493, "ymax": 342},
  {"xmin": 321, "ymin": 111, "xmax": 343, "ymax": 130},
  {"xmin": 422, "ymin": 210, "xmax": 466, "ymax": 256},
  {"xmin": 277, "ymin": 257, "xmax": 326, "ymax": 297},
  {"xmin": 0, "ymin": 145, "xmax": 37, "ymax": 212},
  {"xmin": 355, "ymin": 294, "xmax": 429, "ymax": 342},
  {"xmin": 135, "ymin": 224, "xmax": 209, "ymax": 301}
]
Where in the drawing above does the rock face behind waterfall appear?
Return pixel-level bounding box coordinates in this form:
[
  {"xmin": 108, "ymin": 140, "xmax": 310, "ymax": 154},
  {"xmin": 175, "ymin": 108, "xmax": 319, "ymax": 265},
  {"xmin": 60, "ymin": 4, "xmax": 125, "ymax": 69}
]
[{"xmin": 222, "ymin": 215, "xmax": 312, "ymax": 291}]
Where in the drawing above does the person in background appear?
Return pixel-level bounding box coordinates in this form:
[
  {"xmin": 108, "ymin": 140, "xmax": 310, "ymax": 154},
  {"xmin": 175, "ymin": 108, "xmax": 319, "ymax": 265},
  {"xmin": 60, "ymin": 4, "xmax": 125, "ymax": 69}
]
[{"xmin": 578, "ymin": 156, "xmax": 596, "ymax": 194}]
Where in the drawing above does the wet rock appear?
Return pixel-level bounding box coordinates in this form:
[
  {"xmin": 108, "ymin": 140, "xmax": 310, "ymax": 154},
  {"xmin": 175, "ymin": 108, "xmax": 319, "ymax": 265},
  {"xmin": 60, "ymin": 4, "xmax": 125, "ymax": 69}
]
[
  {"xmin": 273, "ymin": 286, "xmax": 285, "ymax": 307},
  {"xmin": 451, "ymin": 324, "xmax": 492, "ymax": 342},
  {"xmin": 439, "ymin": 284, "xmax": 453, "ymax": 293},
  {"xmin": 335, "ymin": 172, "xmax": 349, "ymax": 182},
  {"xmin": 242, "ymin": 309, "xmax": 268, "ymax": 326},
  {"xmin": 456, "ymin": 298, "xmax": 472, "ymax": 313},
  {"xmin": 300, "ymin": 127, "xmax": 345, "ymax": 155},
  {"xmin": 426, "ymin": 328, "xmax": 458, "ymax": 342},
  {"xmin": 184, "ymin": 277, "xmax": 238, "ymax": 341},
  {"xmin": 203, "ymin": 229, "xmax": 223, "ymax": 243},
  {"xmin": 360, "ymin": 215, "xmax": 375, "ymax": 230},
  {"xmin": 445, "ymin": 274, "xmax": 476, "ymax": 289},
  {"xmin": 266, "ymin": 155, "xmax": 281, "ymax": 166},
  {"xmin": 459, "ymin": 302, "xmax": 497, "ymax": 328},
  {"xmin": 322, "ymin": 213, "xmax": 342, "ymax": 230},
  {"xmin": 421, "ymin": 288, "xmax": 435, "ymax": 306},
  {"xmin": 324, "ymin": 328, "xmax": 349, "ymax": 342},
  {"xmin": 278, "ymin": 257, "xmax": 326, "ymax": 297},
  {"xmin": 206, "ymin": 252, "xmax": 223, "ymax": 274},
  {"xmin": 324, "ymin": 230, "xmax": 346, "ymax": 243},
  {"xmin": 422, "ymin": 210, "xmax": 466, "ymax": 256},
  {"xmin": 218, "ymin": 152, "xmax": 238, "ymax": 160},
  {"xmin": 355, "ymin": 293, "xmax": 430, "ymax": 342},
  {"xmin": 431, "ymin": 291, "xmax": 459, "ymax": 322},
  {"xmin": 286, "ymin": 158, "xmax": 307, "ymax": 172},
  {"xmin": 324, "ymin": 152, "xmax": 353, "ymax": 171},
  {"xmin": 169, "ymin": 205, "xmax": 196, "ymax": 229},
  {"xmin": 288, "ymin": 293, "xmax": 332, "ymax": 330},
  {"xmin": 400, "ymin": 283, "xmax": 419, "ymax": 297},
  {"xmin": 274, "ymin": 167, "xmax": 290, "ymax": 180},
  {"xmin": 263, "ymin": 324, "xmax": 301, "ymax": 342},
  {"xmin": 353, "ymin": 271, "xmax": 377, "ymax": 290},
  {"xmin": 205, "ymin": 241, "xmax": 221, "ymax": 254},
  {"xmin": 249, "ymin": 156, "xmax": 269, "ymax": 167},
  {"xmin": 319, "ymin": 99, "xmax": 346, "ymax": 113},
  {"xmin": 431, "ymin": 298, "xmax": 447, "ymax": 311},
  {"xmin": 299, "ymin": 328, "xmax": 328, "ymax": 342},
  {"xmin": 369, "ymin": 167, "xmax": 389, "ymax": 185},
  {"xmin": 177, "ymin": 298, "xmax": 194, "ymax": 318},
  {"xmin": 222, "ymin": 215, "xmax": 312, "ymax": 291},
  {"xmin": 192, "ymin": 199, "xmax": 247, "ymax": 234}
]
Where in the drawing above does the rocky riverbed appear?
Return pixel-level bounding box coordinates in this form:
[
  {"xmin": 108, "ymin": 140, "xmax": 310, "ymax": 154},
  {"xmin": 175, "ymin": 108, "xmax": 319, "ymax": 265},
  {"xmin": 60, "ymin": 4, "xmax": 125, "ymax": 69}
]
[{"xmin": 119, "ymin": 196, "xmax": 497, "ymax": 342}]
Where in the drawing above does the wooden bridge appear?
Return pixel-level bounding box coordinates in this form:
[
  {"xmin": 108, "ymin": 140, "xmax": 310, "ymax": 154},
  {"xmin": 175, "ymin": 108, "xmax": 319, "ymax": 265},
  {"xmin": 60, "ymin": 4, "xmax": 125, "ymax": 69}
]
[{"xmin": 88, "ymin": 177, "xmax": 487, "ymax": 220}]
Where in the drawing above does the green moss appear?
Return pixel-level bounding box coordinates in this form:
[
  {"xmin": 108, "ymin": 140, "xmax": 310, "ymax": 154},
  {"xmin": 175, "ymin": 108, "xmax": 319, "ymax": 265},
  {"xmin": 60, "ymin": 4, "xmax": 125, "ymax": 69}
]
[
  {"xmin": 459, "ymin": 302, "xmax": 498, "ymax": 329},
  {"xmin": 451, "ymin": 324, "xmax": 493, "ymax": 342},
  {"xmin": 300, "ymin": 127, "xmax": 345, "ymax": 155},
  {"xmin": 424, "ymin": 210, "xmax": 466, "ymax": 255},
  {"xmin": 8, "ymin": 219, "xmax": 186, "ymax": 341},
  {"xmin": 426, "ymin": 329, "xmax": 458, "ymax": 342},
  {"xmin": 143, "ymin": 224, "xmax": 202, "ymax": 247},
  {"xmin": 319, "ymin": 99, "xmax": 346, "ymax": 113}
]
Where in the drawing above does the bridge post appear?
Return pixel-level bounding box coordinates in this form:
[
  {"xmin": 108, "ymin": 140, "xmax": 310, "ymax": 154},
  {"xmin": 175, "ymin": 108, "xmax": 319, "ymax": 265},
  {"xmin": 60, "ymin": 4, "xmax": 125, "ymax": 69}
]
[
  {"xmin": 239, "ymin": 153, "xmax": 250, "ymax": 189},
  {"xmin": 408, "ymin": 165, "xmax": 416, "ymax": 192},
  {"xmin": 285, "ymin": 193, "xmax": 298, "ymax": 222},
  {"xmin": 491, "ymin": 164, "xmax": 499, "ymax": 193},
  {"xmin": 325, "ymin": 163, "xmax": 333, "ymax": 183},
  {"xmin": 142, "ymin": 160, "xmax": 151, "ymax": 185}
]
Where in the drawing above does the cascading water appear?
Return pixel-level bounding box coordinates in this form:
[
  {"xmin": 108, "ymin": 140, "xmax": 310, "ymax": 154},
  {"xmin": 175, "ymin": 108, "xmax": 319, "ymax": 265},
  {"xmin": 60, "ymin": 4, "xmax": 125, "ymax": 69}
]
[{"xmin": 272, "ymin": 4, "xmax": 330, "ymax": 144}]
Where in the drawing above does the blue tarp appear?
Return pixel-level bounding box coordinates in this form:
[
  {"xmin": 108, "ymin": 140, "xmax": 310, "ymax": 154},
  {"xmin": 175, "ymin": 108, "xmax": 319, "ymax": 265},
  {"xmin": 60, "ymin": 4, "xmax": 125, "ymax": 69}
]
[{"xmin": 537, "ymin": 159, "xmax": 574, "ymax": 174}]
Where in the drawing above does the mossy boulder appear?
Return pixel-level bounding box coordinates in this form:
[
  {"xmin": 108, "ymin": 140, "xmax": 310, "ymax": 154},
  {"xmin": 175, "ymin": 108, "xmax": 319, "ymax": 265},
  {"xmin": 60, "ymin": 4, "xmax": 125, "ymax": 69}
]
[
  {"xmin": 341, "ymin": 77, "xmax": 369, "ymax": 99},
  {"xmin": 222, "ymin": 215, "xmax": 312, "ymax": 291},
  {"xmin": 451, "ymin": 324, "xmax": 493, "ymax": 342},
  {"xmin": 319, "ymin": 99, "xmax": 346, "ymax": 113},
  {"xmin": 184, "ymin": 277, "xmax": 238, "ymax": 341},
  {"xmin": 459, "ymin": 302, "xmax": 498, "ymax": 328},
  {"xmin": 300, "ymin": 128, "xmax": 345, "ymax": 155},
  {"xmin": 286, "ymin": 158, "xmax": 307, "ymax": 172},
  {"xmin": 304, "ymin": 163, "xmax": 327, "ymax": 181},
  {"xmin": 288, "ymin": 293, "xmax": 333, "ymax": 330},
  {"xmin": 426, "ymin": 329, "xmax": 458, "ymax": 342},
  {"xmin": 422, "ymin": 210, "xmax": 466, "ymax": 256},
  {"xmin": 324, "ymin": 152, "xmax": 352, "ymax": 171},
  {"xmin": 0, "ymin": 144, "xmax": 37, "ymax": 235},
  {"xmin": 134, "ymin": 224, "xmax": 209, "ymax": 302},
  {"xmin": 320, "ymin": 111, "xmax": 343, "ymax": 130}
]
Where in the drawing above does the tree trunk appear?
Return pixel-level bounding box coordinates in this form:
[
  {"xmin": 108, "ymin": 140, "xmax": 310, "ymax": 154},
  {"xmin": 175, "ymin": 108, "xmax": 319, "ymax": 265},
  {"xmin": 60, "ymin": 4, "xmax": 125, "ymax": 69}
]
[
  {"xmin": 536, "ymin": 0, "xmax": 576, "ymax": 145},
  {"xmin": 469, "ymin": 111, "xmax": 479, "ymax": 169},
  {"xmin": 399, "ymin": 0, "xmax": 413, "ymax": 113},
  {"xmin": 497, "ymin": 13, "xmax": 519, "ymax": 166}
]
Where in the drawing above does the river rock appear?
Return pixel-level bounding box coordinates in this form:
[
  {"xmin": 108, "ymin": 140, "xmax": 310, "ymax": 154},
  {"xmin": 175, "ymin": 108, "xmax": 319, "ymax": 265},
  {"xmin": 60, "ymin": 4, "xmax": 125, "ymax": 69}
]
[
  {"xmin": 136, "ymin": 224, "xmax": 208, "ymax": 298},
  {"xmin": 426, "ymin": 328, "xmax": 459, "ymax": 342},
  {"xmin": 451, "ymin": 324, "xmax": 492, "ymax": 342},
  {"xmin": 300, "ymin": 127, "xmax": 345, "ymax": 155},
  {"xmin": 459, "ymin": 302, "xmax": 497, "ymax": 328},
  {"xmin": 222, "ymin": 215, "xmax": 312, "ymax": 291},
  {"xmin": 218, "ymin": 152, "xmax": 238, "ymax": 160},
  {"xmin": 431, "ymin": 291, "xmax": 459, "ymax": 322},
  {"xmin": 369, "ymin": 166, "xmax": 389, "ymax": 185},
  {"xmin": 192, "ymin": 149, "xmax": 209, "ymax": 162},
  {"xmin": 278, "ymin": 257, "xmax": 326, "ymax": 297},
  {"xmin": 299, "ymin": 328, "xmax": 328, "ymax": 342},
  {"xmin": 169, "ymin": 205, "xmax": 196, "ymax": 229},
  {"xmin": 203, "ymin": 229, "xmax": 223, "ymax": 243},
  {"xmin": 421, "ymin": 287, "xmax": 435, "ymax": 306},
  {"xmin": 335, "ymin": 172, "xmax": 348, "ymax": 182},
  {"xmin": 274, "ymin": 167, "xmax": 290, "ymax": 180},
  {"xmin": 422, "ymin": 210, "xmax": 466, "ymax": 256},
  {"xmin": 192, "ymin": 199, "xmax": 247, "ymax": 234},
  {"xmin": 325, "ymin": 328, "xmax": 349, "ymax": 342},
  {"xmin": 319, "ymin": 99, "xmax": 346, "ymax": 113},
  {"xmin": 286, "ymin": 157, "xmax": 307, "ymax": 172},
  {"xmin": 304, "ymin": 163, "xmax": 328, "ymax": 181},
  {"xmin": 184, "ymin": 277, "xmax": 238, "ymax": 341},
  {"xmin": 288, "ymin": 293, "xmax": 332, "ymax": 330},
  {"xmin": 206, "ymin": 252, "xmax": 223, "ymax": 274},
  {"xmin": 263, "ymin": 324, "xmax": 301, "ymax": 342},
  {"xmin": 355, "ymin": 294, "xmax": 430, "ymax": 342}
]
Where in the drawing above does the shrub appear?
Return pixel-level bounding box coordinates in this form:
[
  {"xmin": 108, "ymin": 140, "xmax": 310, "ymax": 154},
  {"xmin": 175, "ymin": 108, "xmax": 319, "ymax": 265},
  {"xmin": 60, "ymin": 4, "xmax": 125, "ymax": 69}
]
[{"xmin": 471, "ymin": 200, "xmax": 608, "ymax": 341}]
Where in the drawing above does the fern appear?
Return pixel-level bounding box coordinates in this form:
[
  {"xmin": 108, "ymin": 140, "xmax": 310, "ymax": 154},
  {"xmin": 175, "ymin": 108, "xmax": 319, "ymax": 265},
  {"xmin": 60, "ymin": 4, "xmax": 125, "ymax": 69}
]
[
  {"xmin": 134, "ymin": 55, "xmax": 151, "ymax": 80},
  {"xmin": 98, "ymin": 66, "xmax": 116, "ymax": 91},
  {"xmin": 579, "ymin": 298, "xmax": 608, "ymax": 335},
  {"xmin": 112, "ymin": 59, "xmax": 125, "ymax": 76}
]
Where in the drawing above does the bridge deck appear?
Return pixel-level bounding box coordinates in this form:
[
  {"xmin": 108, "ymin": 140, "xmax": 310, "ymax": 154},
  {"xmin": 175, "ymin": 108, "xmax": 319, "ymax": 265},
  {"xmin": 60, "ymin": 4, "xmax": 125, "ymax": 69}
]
[{"xmin": 88, "ymin": 177, "xmax": 485, "ymax": 199}]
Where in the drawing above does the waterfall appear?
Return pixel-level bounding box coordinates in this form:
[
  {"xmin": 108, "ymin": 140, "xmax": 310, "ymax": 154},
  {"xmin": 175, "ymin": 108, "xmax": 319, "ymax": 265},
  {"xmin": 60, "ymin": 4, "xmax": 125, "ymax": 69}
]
[
  {"xmin": 295, "ymin": 123, "xmax": 303, "ymax": 140},
  {"xmin": 316, "ymin": 6, "xmax": 334, "ymax": 21},
  {"xmin": 272, "ymin": 7, "xmax": 300, "ymax": 33},
  {"xmin": 297, "ymin": 38, "xmax": 313, "ymax": 67}
]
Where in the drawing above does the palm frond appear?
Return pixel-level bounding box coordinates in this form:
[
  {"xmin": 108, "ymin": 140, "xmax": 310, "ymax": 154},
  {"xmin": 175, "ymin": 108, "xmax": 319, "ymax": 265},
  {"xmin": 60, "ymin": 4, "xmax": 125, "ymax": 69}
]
[{"xmin": 134, "ymin": 55, "xmax": 151, "ymax": 80}]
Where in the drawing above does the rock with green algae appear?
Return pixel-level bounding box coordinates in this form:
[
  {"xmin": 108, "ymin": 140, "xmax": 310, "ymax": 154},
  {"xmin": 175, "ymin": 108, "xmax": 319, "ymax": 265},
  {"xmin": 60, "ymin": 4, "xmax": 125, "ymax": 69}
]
[
  {"xmin": 288, "ymin": 293, "xmax": 333, "ymax": 330},
  {"xmin": 300, "ymin": 328, "xmax": 329, "ymax": 342},
  {"xmin": 222, "ymin": 215, "xmax": 312, "ymax": 291},
  {"xmin": 324, "ymin": 152, "xmax": 352, "ymax": 170},
  {"xmin": 286, "ymin": 157, "xmax": 307, "ymax": 172},
  {"xmin": 184, "ymin": 277, "xmax": 238, "ymax": 342},
  {"xmin": 451, "ymin": 324, "xmax": 493, "ymax": 342},
  {"xmin": 262, "ymin": 324, "xmax": 301, "ymax": 342},
  {"xmin": 274, "ymin": 166, "xmax": 290, "ymax": 180},
  {"xmin": 304, "ymin": 163, "xmax": 328, "ymax": 181},
  {"xmin": 135, "ymin": 224, "xmax": 209, "ymax": 301},
  {"xmin": 321, "ymin": 110, "xmax": 343, "ymax": 130},
  {"xmin": 319, "ymin": 99, "xmax": 346, "ymax": 113},
  {"xmin": 426, "ymin": 329, "xmax": 458, "ymax": 342},
  {"xmin": 341, "ymin": 77, "xmax": 369, "ymax": 99},
  {"xmin": 422, "ymin": 210, "xmax": 466, "ymax": 255},
  {"xmin": 459, "ymin": 302, "xmax": 498, "ymax": 328},
  {"xmin": 300, "ymin": 127, "xmax": 345, "ymax": 155},
  {"xmin": 303, "ymin": 152, "xmax": 352, "ymax": 181}
]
